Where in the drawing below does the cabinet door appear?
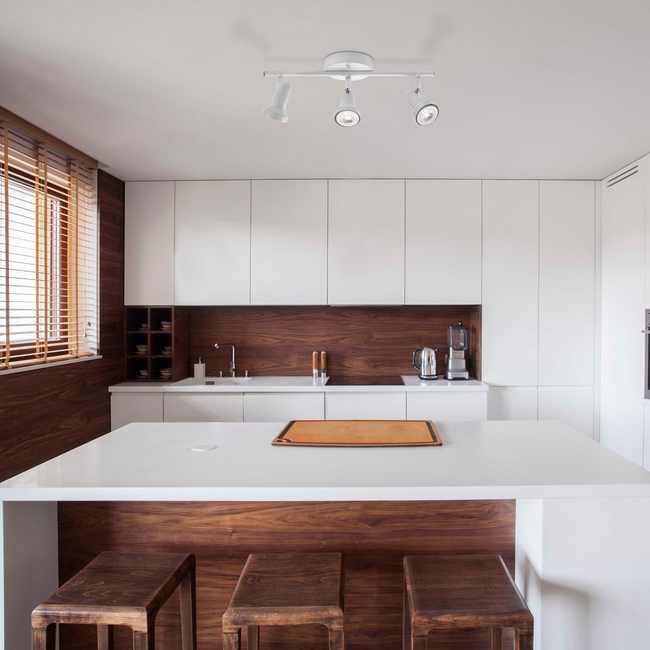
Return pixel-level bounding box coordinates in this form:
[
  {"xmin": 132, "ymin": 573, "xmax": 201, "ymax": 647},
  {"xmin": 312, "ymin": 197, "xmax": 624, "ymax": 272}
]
[
  {"xmin": 482, "ymin": 181, "xmax": 539, "ymax": 386},
  {"xmin": 328, "ymin": 180, "xmax": 405, "ymax": 305},
  {"xmin": 111, "ymin": 393, "xmax": 164, "ymax": 431},
  {"xmin": 251, "ymin": 181, "xmax": 327, "ymax": 305},
  {"xmin": 175, "ymin": 181, "xmax": 250, "ymax": 305},
  {"xmin": 539, "ymin": 182, "xmax": 595, "ymax": 386},
  {"xmin": 164, "ymin": 393, "xmax": 244, "ymax": 422},
  {"xmin": 406, "ymin": 392, "xmax": 487, "ymax": 421},
  {"xmin": 600, "ymin": 389, "xmax": 644, "ymax": 466},
  {"xmin": 405, "ymin": 180, "xmax": 481, "ymax": 304},
  {"xmin": 243, "ymin": 393, "xmax": 325, "ymax": 422},
  {"xmin": 601, "ymin": 164, "xmax": 646, "ymax": 399},
  {"xmin": 125, "ymin": 182, "xmax": 175, "ymax": 305},
  {"xmin": 325, "ymin": 392, "xmax": 406, "ymax": 420},
  {"xmin": 487, "ymin": 387, "xmax": 538, "ymax": 420},
  {"xmin": 537, "ymin": 386, "xmax": 594, "ymax": 438}
]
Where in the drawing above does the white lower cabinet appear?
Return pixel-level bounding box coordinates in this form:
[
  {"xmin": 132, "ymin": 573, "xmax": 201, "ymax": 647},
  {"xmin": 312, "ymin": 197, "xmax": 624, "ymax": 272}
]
[
  {"xmin": 325, "ymin": 392, "xmax": 406, "ymax": 420},
  {"xmin": 163, "ymin": 393, "xmax": 244, "ymax": 422},
  {"xmin": 600, "ymin": 389, "xmax": 644, "ymax": 466},
  {"xmin": 244, "ymin": 393, "xmax": 325, "ymax": 422},
  {"xmin": 111, "ymin": 393, "xmax": 164, "ymax": 430},
  {"xmin": 537, "ymin": 386, "xmax": 594, "ymax": 439},
  {"xmin": 406, "ymin": 392, "xmax": 487, "ymax": 421},
  {"xmin": 487, "ymin": 387, "xmax": 538, "ymax": 421}
]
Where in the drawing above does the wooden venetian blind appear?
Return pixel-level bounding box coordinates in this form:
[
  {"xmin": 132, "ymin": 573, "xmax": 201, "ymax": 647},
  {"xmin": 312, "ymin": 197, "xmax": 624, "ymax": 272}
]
[{"xmin": 0, "ymin": 118, "xmax": 98, "ymax": 371}]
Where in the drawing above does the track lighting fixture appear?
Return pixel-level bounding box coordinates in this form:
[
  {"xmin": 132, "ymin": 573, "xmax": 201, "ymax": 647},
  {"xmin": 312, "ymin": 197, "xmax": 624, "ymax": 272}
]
[
  {"xmin": 262, "ymin": 76, "xmax": 291, "ymax": 123},
  {"xmin": 405, "ymin": 77, "xmax": 439, "ymax": 126},
  {"xmin": 334, "ymin": 77, "xmax": 360, "ymax": 127},
  {"xmin": 262, "ymin": 52, "xmax": 438, "ymax": 128}
]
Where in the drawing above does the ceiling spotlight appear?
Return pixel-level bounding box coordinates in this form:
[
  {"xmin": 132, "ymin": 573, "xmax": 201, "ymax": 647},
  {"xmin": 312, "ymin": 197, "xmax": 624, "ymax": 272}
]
[
  {"xmin": 334, "ymin": 77, "xmax": 360, "ymax": 127},
  {"xmin": 262, "ymin": 76, "xmax": 291, "ymax": 122},
  {"xmin": 405, "ymin": 77, "xmax": 438, "ymax": 126}
]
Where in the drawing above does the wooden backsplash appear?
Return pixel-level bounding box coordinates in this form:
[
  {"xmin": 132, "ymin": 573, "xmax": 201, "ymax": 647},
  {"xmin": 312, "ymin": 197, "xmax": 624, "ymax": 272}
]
[{"xmin": 190, "ymin": 306, "xmax": 481, "ymax": 381}]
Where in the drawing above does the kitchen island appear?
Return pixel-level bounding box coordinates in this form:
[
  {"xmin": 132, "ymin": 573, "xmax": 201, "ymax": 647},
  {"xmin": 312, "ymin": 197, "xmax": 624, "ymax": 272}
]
[{"xmin": 1, "ymin": 420, "xmax": 650, "ymax": 650}]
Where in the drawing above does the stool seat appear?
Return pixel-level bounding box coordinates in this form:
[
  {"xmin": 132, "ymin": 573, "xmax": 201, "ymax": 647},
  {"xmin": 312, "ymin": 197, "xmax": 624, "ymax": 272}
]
[
  {"xmin": 32, "ymin": 551, "xmax": 196, "ymax": 650},
  {"xmin": 404, "ymin": 555, "xmax": 533, "ymax": 650},
  {"xmin": 223, "ymin": 552, "xmax": 344, "ymax": 650}
]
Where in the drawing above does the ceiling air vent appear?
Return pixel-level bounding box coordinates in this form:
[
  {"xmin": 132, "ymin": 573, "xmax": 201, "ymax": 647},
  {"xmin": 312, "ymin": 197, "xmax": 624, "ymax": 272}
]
[{"xmin": 607, "ymin": 165, "xmax": 638, "ymax": 188}]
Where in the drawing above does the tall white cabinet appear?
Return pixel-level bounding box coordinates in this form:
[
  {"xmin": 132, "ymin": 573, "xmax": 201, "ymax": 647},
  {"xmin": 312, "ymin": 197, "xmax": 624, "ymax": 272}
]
[
  {"xmin": 328, "ymin": 180, "xmax": 405, "ymax": 304},
  {"xmin": 405, "ymin": 180, "xmax": 482, "ymax": 305},
  {"xmin": 174, "ymin": 181, "xmax": 251, "ymax": 305},
  {"xmin": 538, "ymin": 181, "xmax": 595, "ymax": 386},
  {"xmin": 251, "ymin": 181, "xmax": 327, "ymax": 305},
  {"xmin": 482, "ymin": 181, "xmax": 539, "ymax": 386},
  {"xmin": 484, "ymin": 180, "xmax": 596, "ymax": 439},
  {"xmin": 125, "ymin": 182, "xmax": 175, "ymax": 305},
  {"xmin": 600, "ymin": 158, "xmax": 649, "ymax": 466}
]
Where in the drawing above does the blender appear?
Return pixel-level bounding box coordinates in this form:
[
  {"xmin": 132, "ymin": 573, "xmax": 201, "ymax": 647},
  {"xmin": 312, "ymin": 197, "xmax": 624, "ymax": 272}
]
[{"xmin": 445, "ymin": 322, "xmax": 470, "ymax": 380}]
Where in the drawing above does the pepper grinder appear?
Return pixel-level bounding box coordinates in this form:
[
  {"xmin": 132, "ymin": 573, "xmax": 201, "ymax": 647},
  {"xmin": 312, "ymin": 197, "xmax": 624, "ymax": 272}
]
[
  {"xmin": 312, "ymin": 351, "xmax": 319, "ymax": 379},
  {"xmin": 320, "ymin": 351, "xmax": 327, "ymax": 378}
]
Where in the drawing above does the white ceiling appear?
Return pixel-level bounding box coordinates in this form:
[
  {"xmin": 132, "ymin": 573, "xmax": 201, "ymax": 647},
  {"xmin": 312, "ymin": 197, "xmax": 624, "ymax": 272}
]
[{"xmin": 1, "ymin": 0, "xmax": 650, "ymax": 181}]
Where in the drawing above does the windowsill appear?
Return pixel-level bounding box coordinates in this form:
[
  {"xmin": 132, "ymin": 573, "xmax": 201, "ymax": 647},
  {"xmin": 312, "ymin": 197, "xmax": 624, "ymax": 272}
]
[{"xmin": 0, "ymin": 355, "xmax": 103, "ymax": 377}]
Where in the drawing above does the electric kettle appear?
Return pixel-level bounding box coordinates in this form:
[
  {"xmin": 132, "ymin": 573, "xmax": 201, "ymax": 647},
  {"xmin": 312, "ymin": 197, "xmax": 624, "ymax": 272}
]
[{"xmin": 412, "ymin": 347, "xmax": 438, "ymax": 380}]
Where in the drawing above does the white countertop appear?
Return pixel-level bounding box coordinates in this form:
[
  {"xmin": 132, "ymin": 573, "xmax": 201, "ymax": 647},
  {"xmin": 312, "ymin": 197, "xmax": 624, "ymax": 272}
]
[
  {"xmin": 2, "ymin": 420, "xmax": 649, "ymax": 501},
  {"xmin": 108, "ymin": 375, "xmax": 489, "ymax": 393}
]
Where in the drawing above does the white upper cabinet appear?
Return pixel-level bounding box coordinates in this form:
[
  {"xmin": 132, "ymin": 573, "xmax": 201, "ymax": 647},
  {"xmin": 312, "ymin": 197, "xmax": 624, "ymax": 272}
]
[
  {"xmin": 482, "ymin": 181, "xmax": 539, "ymax": 386},
  {"xmin": 251, "ymin": 181, "xmax": 327, "ymax": 305},
  {"xmin": 405, "ymin": 180, "xmax": 482, "ymax": 305},
  {"xmin": 538, "ymin": 181, "xmax": 595, "ymax": 386},
  {"xmin": 601, "ymin": 161, "xmax": 646, "ymax": 398},
  {"xmin": 175, "ymin": 181, "xmax": 251, "ymax": 305},
  {"xmin": 125, "ymin": 182, "xmax": 175, "ymax": 305},
  {"xmin": 328, "ymin": 180, "xmax": 405, "ymax": 305}
]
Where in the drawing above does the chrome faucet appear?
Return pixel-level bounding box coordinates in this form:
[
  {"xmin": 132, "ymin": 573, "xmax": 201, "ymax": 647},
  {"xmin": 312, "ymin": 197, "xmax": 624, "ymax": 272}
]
[{"xmin": 215, "ymin": 343, "xmax": 236, "ymax": 377}]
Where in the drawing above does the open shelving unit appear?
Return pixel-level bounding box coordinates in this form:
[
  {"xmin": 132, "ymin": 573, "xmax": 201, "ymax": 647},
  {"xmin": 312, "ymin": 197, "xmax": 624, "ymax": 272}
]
[{"xmin": 125, "ymin": 306, "xmax": 190, "ymax": 382}]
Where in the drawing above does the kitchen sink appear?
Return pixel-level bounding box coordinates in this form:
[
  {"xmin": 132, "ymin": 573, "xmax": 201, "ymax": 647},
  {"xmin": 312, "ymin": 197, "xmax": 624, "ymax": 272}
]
[{"xmin": 173, "ymin": 377, "xmax": 250, "ymax": 386}]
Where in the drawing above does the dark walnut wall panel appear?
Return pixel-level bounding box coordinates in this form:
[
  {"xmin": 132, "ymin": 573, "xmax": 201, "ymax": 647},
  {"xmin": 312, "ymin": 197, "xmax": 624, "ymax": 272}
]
[
  {"xmin": 58, "ymin": 500, "xmax": 513, "ymax": 650},
  {"xmin": 192, "ymin": 305, "xmax": 481, "ymax": 381},
  {"xmin": 0, "ymin": 170, "xmax": 125, "ymax": 482}
]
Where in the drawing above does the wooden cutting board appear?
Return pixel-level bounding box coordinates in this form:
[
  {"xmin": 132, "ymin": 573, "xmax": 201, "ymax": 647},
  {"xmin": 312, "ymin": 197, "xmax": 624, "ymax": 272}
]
[{"xmin": 272, "ymin": 420, "xmax": 441, "ymax": 447}]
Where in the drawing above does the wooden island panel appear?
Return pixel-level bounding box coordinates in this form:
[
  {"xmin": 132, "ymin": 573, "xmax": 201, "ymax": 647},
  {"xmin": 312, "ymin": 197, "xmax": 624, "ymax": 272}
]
[{"xmin": 58, "ymin": 500, "xmax": 514, "ymax": 650}]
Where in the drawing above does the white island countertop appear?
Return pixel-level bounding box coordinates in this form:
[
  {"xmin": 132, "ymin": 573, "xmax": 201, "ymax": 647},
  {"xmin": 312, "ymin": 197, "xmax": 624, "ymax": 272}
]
[
  {"xmin": 1, "ymin": 420, "xmax": 649, "ymax": 501},
  {"xmin": 108, "ymin": 375, "xmax": 489, "ymax": 393}
]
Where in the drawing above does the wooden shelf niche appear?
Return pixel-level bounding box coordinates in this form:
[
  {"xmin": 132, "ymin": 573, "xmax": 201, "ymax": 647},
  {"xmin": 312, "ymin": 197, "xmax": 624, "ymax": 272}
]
[{"xmin": 125, "ymin": 306, "xmax": 190, "ymax": 382}]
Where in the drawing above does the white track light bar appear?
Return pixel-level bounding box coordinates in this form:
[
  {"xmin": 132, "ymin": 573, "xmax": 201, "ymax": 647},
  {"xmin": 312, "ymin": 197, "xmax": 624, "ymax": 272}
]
[{"xmin": 262, "ymin": 52, "xmax": 438, "ymax": 127}]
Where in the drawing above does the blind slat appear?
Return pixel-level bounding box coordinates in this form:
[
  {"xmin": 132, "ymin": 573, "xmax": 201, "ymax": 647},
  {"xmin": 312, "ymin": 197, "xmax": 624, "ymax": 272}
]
[{"xmin": 0, "ymin": 119, "xmax": 98, "ymax": 371}]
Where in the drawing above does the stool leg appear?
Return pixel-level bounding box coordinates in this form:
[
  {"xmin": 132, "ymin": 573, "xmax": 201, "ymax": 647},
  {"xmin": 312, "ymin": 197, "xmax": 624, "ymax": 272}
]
[
  {"xmin": 31, "ymin": 624, "xmax": 55, "ymax": 650},
  {"xmin": 403, "ymin": 578, "xmax": 411, "ymax": 650},
  {"xmin": 133, "ymin": 627, "xmax": 155, "ymax": 650},
  {"xmin": 224, "ymin": 629, "xmax": 242, "ymax": 650},
  {"xmin": 515, "ymin": 629, "xmax": 533, "ymax": 650},
  {"xmin": 247, "ymin": 626, "xmax": 259, "ymax": 650},
  {"xmin": 180, "ymin": 567, "xmax": 197, "ymax": 650},
  {"xmin": 490, "ymin": 628, "xmax": 503, "ymax": 650},
  {"xmin": 411, "ymin": 636, "xmax": 427, "ymax": 650},
  {"xmin": 329, "ymin": 627, "xmax": 344, "ymax": 650},
  {"xmin": 98, "ymin": 624, "xmax": 114, "ymax": 650}
]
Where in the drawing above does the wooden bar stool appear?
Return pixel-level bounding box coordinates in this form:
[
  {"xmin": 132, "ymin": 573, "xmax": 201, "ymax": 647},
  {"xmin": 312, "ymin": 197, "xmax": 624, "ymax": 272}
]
[
  {"xmin": 31, "ymin": 551, "xmax": 196, "ymax": 650},
  {"xmin": 223, "ymin": 552, "xmax": 344, "ymax": 650},
  {"xmin": 404, "ymin": 555, "xmax": 533, "ymax": 650}
]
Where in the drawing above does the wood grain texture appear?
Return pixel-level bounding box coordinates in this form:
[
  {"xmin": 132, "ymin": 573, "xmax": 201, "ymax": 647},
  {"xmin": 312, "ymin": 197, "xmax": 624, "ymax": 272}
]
[
  {"xmin": 223, "ymin": 553, "xmax": 344, "ymax": 632},
  {"xmin": 0, "ymin": 170, "xmax": 124, "ymax": 482},
  {"xmin": 190, "ymin": 305, "xmax": 481, "ymax": 381},
  {"xmin": 404, "ymin": 555, "xmax": 532, "ymax": 637},
  {"xmin": 58, "ymin": 500, "xmax": 514, "ymax": 650}
]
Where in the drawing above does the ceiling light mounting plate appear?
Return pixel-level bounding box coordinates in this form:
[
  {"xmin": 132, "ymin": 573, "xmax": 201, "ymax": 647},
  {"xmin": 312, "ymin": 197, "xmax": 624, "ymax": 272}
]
[{"xmin": 324, "ymin": 51, "xmax": 374, "ymax": 80}]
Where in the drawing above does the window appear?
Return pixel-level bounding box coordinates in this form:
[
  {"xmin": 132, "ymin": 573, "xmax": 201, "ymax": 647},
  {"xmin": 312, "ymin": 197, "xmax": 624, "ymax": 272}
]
[{"xmin": 0, "ymin": 120, "xmax": 98, "ymax": 371}]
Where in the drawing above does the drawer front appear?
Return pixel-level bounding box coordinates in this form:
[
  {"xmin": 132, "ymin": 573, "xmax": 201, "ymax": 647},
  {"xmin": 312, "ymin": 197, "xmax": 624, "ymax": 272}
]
[{"xmin": 326, "ymin": 392, "xmax": 406, "ymax": 420}]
